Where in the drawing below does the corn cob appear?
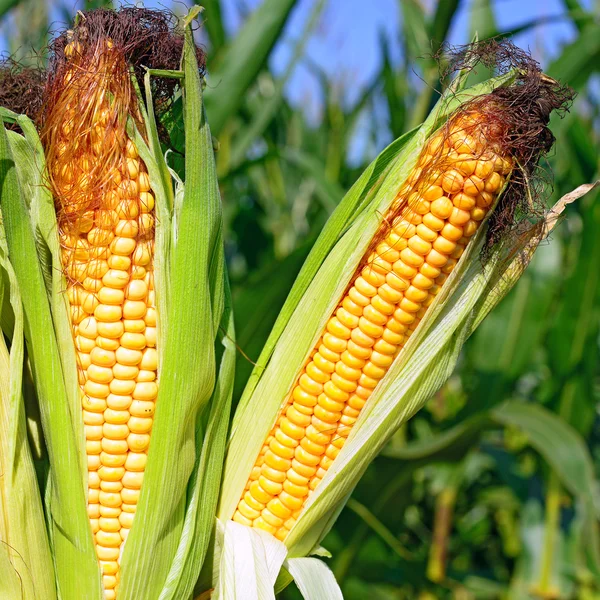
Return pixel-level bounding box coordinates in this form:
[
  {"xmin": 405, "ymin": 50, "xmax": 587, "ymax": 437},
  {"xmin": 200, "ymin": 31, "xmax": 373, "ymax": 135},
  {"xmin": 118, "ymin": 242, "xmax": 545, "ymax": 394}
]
[
  {"xmin": 49, "ymin": 41, "xmax": 157, "ymax": 598},
  {"xmin": 233, "ymin": 105, "xmax": 512, "ymax": 541}
]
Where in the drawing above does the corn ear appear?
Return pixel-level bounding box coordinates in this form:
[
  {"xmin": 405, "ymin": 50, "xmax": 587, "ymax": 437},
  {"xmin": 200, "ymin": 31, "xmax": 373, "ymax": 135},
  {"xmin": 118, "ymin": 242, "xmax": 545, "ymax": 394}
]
[
  {"xmin": 0, "ymin": 8, "xmax": 233, "ymax": 599},
  {"xmin": 215, "ymin": 61, "xmax": 577, "ymax": 597},
  {"xmin": 218, "ymin": 69, "xmax": 516, "ymax": 526}
]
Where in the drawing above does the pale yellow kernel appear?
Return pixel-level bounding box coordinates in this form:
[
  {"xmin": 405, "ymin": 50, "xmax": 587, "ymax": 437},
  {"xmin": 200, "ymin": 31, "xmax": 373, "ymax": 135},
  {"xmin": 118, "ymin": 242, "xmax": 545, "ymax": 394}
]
[
  {"xmin": 96, "ymin": 337, "xmax": 120, "ymax": 351},
  {"xmin": 122, "ymin": 488, "xmax": 140, "ymax": 503},
  {"xmin": 99, "ymin": 491, "xmax": 122, "ymax": 509},
  {"xmin": 140, "ymin": 192, "xmax": 155, "ymax": 212},
  {"xmin": 79, "ymin": 316, "xmax": 98, "ymax": 339},
  {"xmin": 116, "ymin": 347, "xmax": 143, "ymax": 366},
  {"xmin": 104, "ymin": 409, "xmax": 130, "ymax": 426},
  {"xmin": 88, "ymin": 228, "xmax": 114, "ymax": 247},
  {"xmin": 98, "ymin": 517, "xmax": 120, "ymax": 533},
  {"xmin": 83, "ymin": 277, "xmax": 103, "ymax": 293},
  {"xmin": 128, "ymin": 433, "xmax": 150, "ymax": 452},
  {"xmin": 132, "ymin": 266, "xmax": 147, "ymax": 280},
  {"xmin": 128, "ymin": 416, "xmax": 153, "ymax": 434},
  {"xmin": 125, "ymin": 279, "xmax": 148, "ymax": 300},
  {"xmin": 87, "ymin": 453, "xmax": 101, "ymax": 469},
  {"xmin": 139, "ymin": 349, "xmax": 157, "ymax": 373},
  {"xmin": 106, "ymin": 395, "xmax": 132, "ymax": 411},
  {"xmin": 96, "ymin": 531, "xmax": 121, "ymax": 548},
  {"xmin": 123, "ymin": 471, "xmax": 144, "ymax": 489},
  {"xmin": 115, "ymin": 220, "xmax": 138, "ymax": 238},
  {"xmin": 110, "ymin": 378, "xmax": 136, "ymax": 395},
  {"xmin": 100, "ymin": 480, "xmax": 123, "ymax": 493},
  {"xmin": 90, "ymin": 347, "xmax": 116, "ymax": 368},
  {"xmin": 132, "ymin": 244, "xmax": 152, "ymax": 266},
  {"xmin": 96, "ymin": 545, "xmax": 119, "ymax": 561},
  {"xmin": 102, "ymin": 422, "xmax": 129, "ymax": 440},
  {"xmin": 463, "ymin": 176, "xmax": 485, "ymax": 196},
  {"xmin": 124, "ymin": 452, "xmax": 147, "ymax": 471},
  {"xmin": 110, "ymin": 236, "xmax": 136, "ymax": 256},
  {"xmin": 87, "ymin": 364, "xmax": 114, "ymax": 384},
  {"xmin": 138, "ymin": 171, "xmax": 151, "ymax": 192},
  {"xmin": 121, "ymin": 332, "xmax": 147, "ymax": 350},
  {"xmin": 400, "ymin": 247, "xmax": 425, "ymax": 267},
  {"xmin": 113, "ymin": 364, "xmax": 139, "ymax": 380},
  {"xmin": 88, "ymin": 472, "xmax": 101, "ymax": 490},
  {"xmin": 123, "ymin": 300, "xmax": 146, "ymax": 320},
  {"xmin": 132, "ymin": 381, "xmax": 158, "ymax": 401},
  {"xmin": 102, "ymin": 269, "xmax": 129, "ymax": 289},
  {"xmin": 84, "ymin": 380, "xmax": 110, "ymax": 399},
  {"xmin": 144, "ymin": 307, "xmax": 157, "ymax": 327},
  {"xmin": 123, "ymin": 319, "xmax": 144, "ymax": 333}
]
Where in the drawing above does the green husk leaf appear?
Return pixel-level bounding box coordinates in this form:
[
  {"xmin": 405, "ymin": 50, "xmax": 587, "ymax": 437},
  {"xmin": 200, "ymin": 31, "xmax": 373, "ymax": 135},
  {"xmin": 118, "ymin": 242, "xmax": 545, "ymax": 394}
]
[
  {"xmin": 0, "ymin": 115, "xmax": 101, "ymax": 599},
  {"xmin": 159, "ymin": 282, "xmax": 235, "ymax": 600},
  {"xmin": 5, "ymin": 110, "xmax": 86, "ymax": 487},
  {"xmin": 0, "ymin": 191, "xmax": 56, "ymax": 600},
  {"xmin": 119, "ymin": 13, "xmax": 227, "ymax": 598}
]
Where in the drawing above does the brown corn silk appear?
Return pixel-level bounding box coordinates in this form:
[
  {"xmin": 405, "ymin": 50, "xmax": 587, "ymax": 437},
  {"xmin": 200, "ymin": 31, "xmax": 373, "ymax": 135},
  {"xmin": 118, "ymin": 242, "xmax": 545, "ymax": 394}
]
[{"xmin": 42, "ymin": 31, "xmax": 157, "ymax": 600}]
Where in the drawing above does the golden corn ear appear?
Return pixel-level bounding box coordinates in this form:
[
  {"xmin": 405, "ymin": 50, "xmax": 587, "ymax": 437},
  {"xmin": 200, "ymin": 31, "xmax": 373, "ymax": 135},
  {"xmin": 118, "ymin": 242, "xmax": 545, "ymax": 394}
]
[
  {"xmin": 47, "ymin": 41, "xmax": 157, "ymax": 599},
  {"xmin": 233, "ymin": 105, "xmax": 512, "ymax": 541}
]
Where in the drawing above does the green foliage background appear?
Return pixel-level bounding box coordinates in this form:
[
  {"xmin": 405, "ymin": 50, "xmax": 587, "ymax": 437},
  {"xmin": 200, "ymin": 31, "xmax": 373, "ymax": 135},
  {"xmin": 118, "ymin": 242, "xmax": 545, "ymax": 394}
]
[{"xmin": 1, "ymin": 1, "xmax": 599, "ymax": 598}]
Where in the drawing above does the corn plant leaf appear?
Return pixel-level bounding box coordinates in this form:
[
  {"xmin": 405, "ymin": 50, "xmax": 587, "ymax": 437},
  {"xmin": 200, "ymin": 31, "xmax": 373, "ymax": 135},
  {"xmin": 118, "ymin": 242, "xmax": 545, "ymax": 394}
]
[
  {"xmin": 0, "ymin": 117, "xmax": 101, "ymax": 599},
  {"xmin": 547, "ymin": 25, "xmax": 600, "ymax": 92},
  {"xmin": 204, "ymin": 0, "xmax": 298, "ymax": 135},
  {"xmin": 490, "ymin": 401, "xmax": 600, "ymax": 575},
  {"xmin": 398, "ymin": 0, "xmax": 429, "ymax": 62},
  {"xmin": 119, "ymin": 13, "xmax": 227, "ymax": 597},
  {"xmin": 468, "ymin": 0, "xmax": 496, "ymax": 85},
  {"xmin": 229, "ymin": 0, "xmax": 326, "ymax": 171},
  {"xmin": 491, "ymin": 401, "xmax": 598, "ymax": 512},
  {"xmin": 548, "ymin": 194, "xmax": 600, "ymax": 379},
  {"xmin": 0, "ymin": 0, "xmax": 19, "ymax": 18},
  {"xmin": 202, "ymin": 0, "xmax": 226, "ymax": 52},
  {"xmin": 0, "ymin": 204, "xmax": 56, "ymax": 600},
  {"xmin": 285, "ymin": 557, "xmax": 343, "ymax": 600}
]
